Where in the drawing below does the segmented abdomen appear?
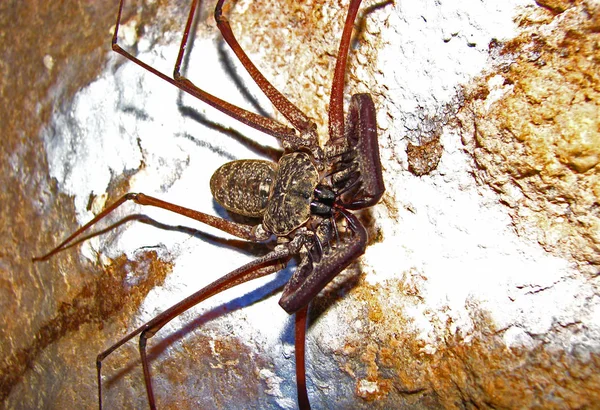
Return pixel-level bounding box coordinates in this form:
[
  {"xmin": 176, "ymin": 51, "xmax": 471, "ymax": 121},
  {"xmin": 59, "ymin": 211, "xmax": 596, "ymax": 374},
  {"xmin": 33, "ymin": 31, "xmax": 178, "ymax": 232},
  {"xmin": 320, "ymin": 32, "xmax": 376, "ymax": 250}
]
[{"xmin": 210, "ymin": 160, "xmax": 277, "ymax": 217}]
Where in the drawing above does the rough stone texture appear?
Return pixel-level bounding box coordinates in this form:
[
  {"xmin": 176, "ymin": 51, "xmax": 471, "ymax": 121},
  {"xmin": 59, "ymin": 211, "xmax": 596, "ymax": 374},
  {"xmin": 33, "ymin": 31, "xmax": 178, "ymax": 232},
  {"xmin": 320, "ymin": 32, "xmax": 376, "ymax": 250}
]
[
  {"xmin": 0, "ymin": 0, "xmax": 130, "ymax": 406},
  {"xmin": 407, "ymin": 137, "xmax": 444, "ymax": 176},
  {"xmin": 2, "ymin": 0, "xmax": 599, "ymax": 409},
  {"xmin": 459, "ymin": 0, "xmax": 600, "ymax": 272}
]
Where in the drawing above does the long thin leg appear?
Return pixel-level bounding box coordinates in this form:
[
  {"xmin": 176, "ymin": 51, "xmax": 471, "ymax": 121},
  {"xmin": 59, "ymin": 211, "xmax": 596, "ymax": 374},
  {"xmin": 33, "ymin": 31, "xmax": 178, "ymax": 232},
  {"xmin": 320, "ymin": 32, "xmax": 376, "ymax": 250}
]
[
  {"xmin": 32, "ymin": 192, "xmax": 264, "ymax": 261},
  {"xmin": 213, "ymin": 0, "xmax": 317, "ymax": 142},
  {"xmin": 112, "ymin": 0, "xmax": 296, "ymax": 141},
  {"xmin": 97, "ymin": 246, "xmax": 291, "ymax": 409},
  {"xmin": 295, "ymin": 305, "xmax": 311, "ymax": 410},
  {"xmin": 329, "ymin": 0, "xmax": 363, "ymax": 142}
]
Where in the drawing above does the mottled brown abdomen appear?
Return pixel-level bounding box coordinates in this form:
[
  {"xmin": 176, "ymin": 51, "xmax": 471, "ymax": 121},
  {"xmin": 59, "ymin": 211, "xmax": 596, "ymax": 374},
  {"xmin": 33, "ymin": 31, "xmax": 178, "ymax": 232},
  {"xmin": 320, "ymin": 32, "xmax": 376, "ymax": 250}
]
[{"xmin": 210, "ymin": 160, "xmax": 277, "ymax": 217}]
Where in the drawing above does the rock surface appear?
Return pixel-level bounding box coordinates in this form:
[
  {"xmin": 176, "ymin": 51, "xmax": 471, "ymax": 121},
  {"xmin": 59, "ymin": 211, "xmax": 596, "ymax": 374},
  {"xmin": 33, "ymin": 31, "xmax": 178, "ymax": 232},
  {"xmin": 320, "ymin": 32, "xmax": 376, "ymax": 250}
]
[{"xmin": 1, "ymin": 0, "xmax": 598, "ymax": 408}]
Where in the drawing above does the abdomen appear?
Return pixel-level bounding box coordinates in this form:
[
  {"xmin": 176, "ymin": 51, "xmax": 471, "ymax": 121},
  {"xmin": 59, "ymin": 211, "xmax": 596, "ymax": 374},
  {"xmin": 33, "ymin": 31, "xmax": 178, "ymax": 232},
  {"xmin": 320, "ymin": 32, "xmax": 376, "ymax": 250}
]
[{"xmin": 210, "ymin": 160, "xmax": 277, "ymax": 217}]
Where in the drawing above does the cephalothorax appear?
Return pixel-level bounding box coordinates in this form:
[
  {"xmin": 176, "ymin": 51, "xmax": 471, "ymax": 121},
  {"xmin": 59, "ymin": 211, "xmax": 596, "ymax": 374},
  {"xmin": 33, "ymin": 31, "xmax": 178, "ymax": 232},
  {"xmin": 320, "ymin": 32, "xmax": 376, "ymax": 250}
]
[{"xmin": 34, "ymin": 0, "xmax": 384, "ymax": 408}]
